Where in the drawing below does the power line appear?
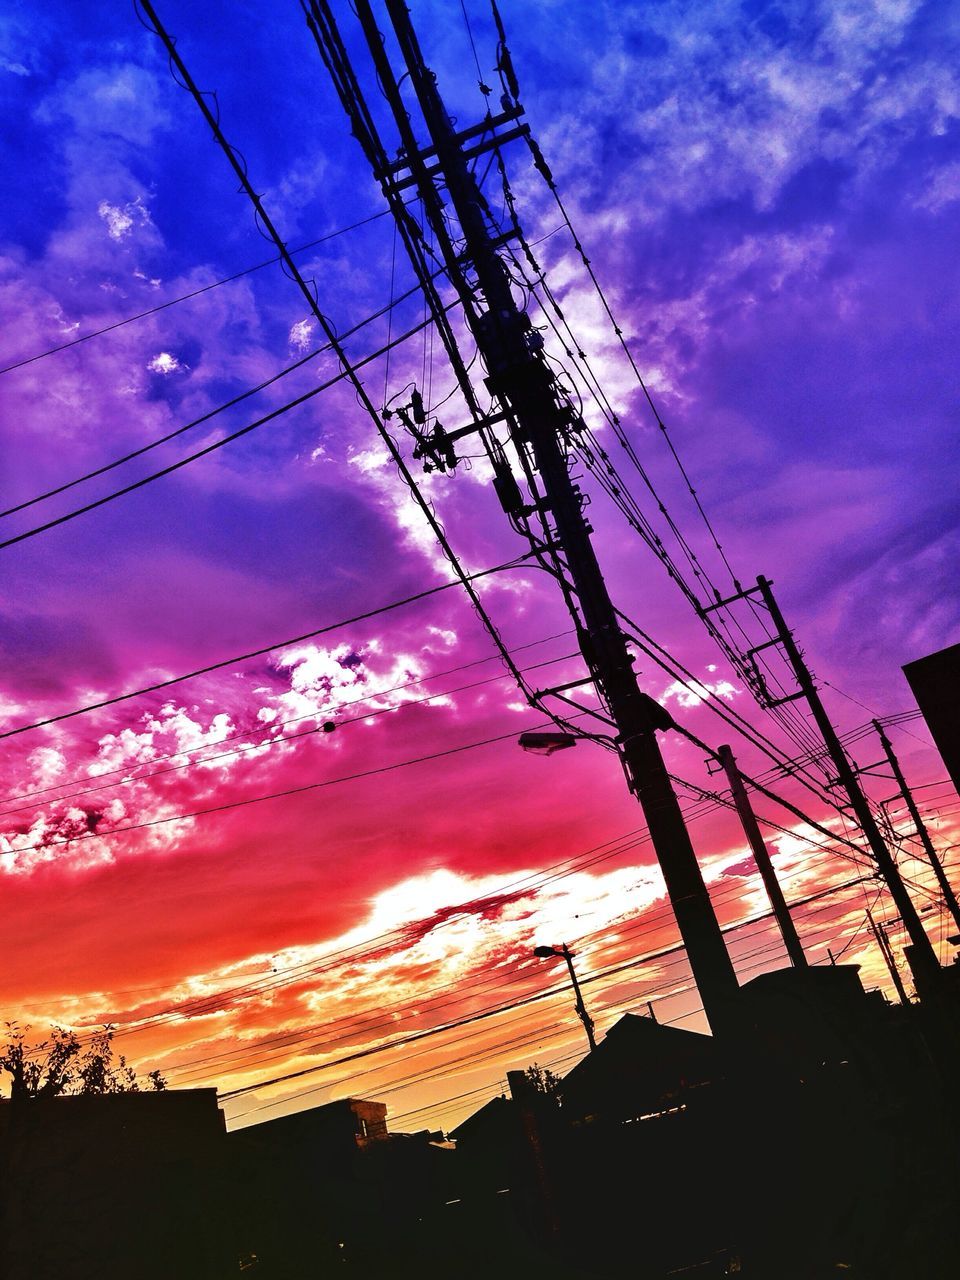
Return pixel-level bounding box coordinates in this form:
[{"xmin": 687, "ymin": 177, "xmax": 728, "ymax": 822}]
[
  {"xmin": 487, "ymin": 124, "xmax": 834, "ymax": 763},
  {"xmin": 167, "ymin": 861, "xmax": 786, "ymax": 1080},
  {"xmin": 384, "ymin": 1046, "xmax": 585, "ymax": 1131},
  {"xmin": 136, "ymin": 0, "xmax": 550, "ymax": 736},
  {"xmin": 0, "ymin": 305, "xmax": 450, "ymax": 552},
  {"xmin": 0, "ymin": 272, "xmax": 436, "ymax": 521},
  {"xmin": 0, "ymin": 209, "xmax": 391, "ymax": 377},
  {"xmin": 41, "ymin": 716, "xmax": 915, "ymax": 1047},
  {"xmin": 0, "ymin": 630, "xmax": 576, "ymax": 812},
  {"xmin": 216, "ymin": 873, "xmax": 866, "ymax": 1104},
  {"xmin": 476, "ymin": 152, "xmax": 844, "ymax": 799},
  {"xmin": 168, "ymin": 859, "xmax": 856, "ymax": 1086},
  {"xmin": 615, "ymin": 610, "xmax": 850, "ymax": 813},
  {"xmin": 58, "ymin": 822, "xmax": 663, "ymax": 1043},
  {"xmin": 54, "ymin": 795, "xmax": 876, "ymax": 1077},
  {"xmin": 0, "ymin": 650, "xmax": 580, "ymax": 821},
  {"xmin": 225, "ymin": 909, "xmax": 869, "ymax": 1127},
  {"xmin": 227, "ymin": 1015, "xmax": 574, "ymax": 1124},
  {"xmin": 216, "ymin": 870, "xmax": 865, "ymax": 1090},
  {"xmin": 0, "ymin": 555, "xmax": 532, "ymax": 742},
  {"xmin": 13, "ymin": 691, "xmax": 931, "ymax": 1059},
  {"xmin": 3, "ymin": 711, "xmax": 587, "ymax": 857},
  {"xmin": 55, "ymin": 792, "xmax": 785, "ymax": 1046}
]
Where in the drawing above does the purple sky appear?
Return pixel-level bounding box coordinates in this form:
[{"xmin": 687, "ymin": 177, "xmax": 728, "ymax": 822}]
[{"xmin": 0, "ymin": 0, "xmax": 957, "ymax": 1128}]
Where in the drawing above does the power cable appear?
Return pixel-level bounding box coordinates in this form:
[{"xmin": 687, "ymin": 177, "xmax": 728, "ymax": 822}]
[
  {"xmin": 0, "ymin": 306, "xmax": 449, "ymax": 552},
  {"xmin": 170, "ymin": 866, "xmax": 859, "ymax": 1085},
  {"xmin": 0, "ymin": 555, "xmax": 532, "ymax": 742},
  {"xmin": 59, "ymin": 821, "xmax": 664, "ymax": 1043},
  {"xmin": 136, "ymin": 0, "xmax": 549, "ymax": 731},
  {"xmin": 0, "ymin": 631, "xmax": 576, "ymax": 812},
  {"xmin": 168, "ymin": 859, "xmax": 800, "ymax": 1079},
  {"xmin": 61, "ymin": 785, "xmax": 836, "ymax": 1047},
  {"xmin": 0, "ymin": 272, "xmax": 438, "ymax": 520},
  {"xmin": 0, "ymin": 650, "xmax": 580, "ymax": 821},
  {"xmin": 225, "ymin": 914, "xmax": 869, "ymax": 1126},
  {"xmin": 488, "ymin": 148, "xmax": 831, "ymax": 765},
  {"xmin": 0, "ymin": 210, "xmax": 391, "ymax": 378},
  {"xmin": 487, "ymin": 115, "xmax": 834, "ymax": 760},
  {"xmin": 3, "ymin": 710, "xmax": 588, "ymax": 857},
  {"xmin": 57, "ymin": 729, "xmax": 913, "ymax": 1053},
  {"xmin": 275, "ymin": 879, "xmax": 909, "ymax": 1133},
  {"xmin": 216, "ymin": 873, "xmax": 866, "ymax": 1103}
]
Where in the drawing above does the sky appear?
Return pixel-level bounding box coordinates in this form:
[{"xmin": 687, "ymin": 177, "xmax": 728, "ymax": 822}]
[{"xmin": 0, "ymin": 0, "xmax": 958, "ymax": 1133}]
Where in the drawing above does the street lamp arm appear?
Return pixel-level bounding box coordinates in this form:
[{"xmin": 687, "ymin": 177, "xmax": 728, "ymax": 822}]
[{"xmin": 533, "ymin": 941, "xmax": 596, "ymax": 1052}]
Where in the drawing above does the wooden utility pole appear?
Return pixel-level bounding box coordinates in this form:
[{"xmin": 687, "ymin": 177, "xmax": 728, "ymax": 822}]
[
  {"xmin": 717, "ymin": 744, "xmax": 808, "ymax": 968},
  {"xmin": 702, "ymin": 574, "xmax": 942, "ymax": 994},
  {"xmin": 751, "ymin": 577, "xmax": 940, "ymax": 996},
  {"xmin": 329, "ymin": 0, "xmax": 742, "ymax": 1034},
  {"xmin": 874, "ymin": 720, "xmax": 960, "ymax": 936}
]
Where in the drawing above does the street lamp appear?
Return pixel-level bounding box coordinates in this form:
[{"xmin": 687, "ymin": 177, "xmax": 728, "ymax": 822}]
[
  {"xmin": 518, "ymin": 731, "xmax": 578, "ymax": 756},
  {"xmin": 534, "ymin": 942, "xmax": 597, "ymax": 1052}
]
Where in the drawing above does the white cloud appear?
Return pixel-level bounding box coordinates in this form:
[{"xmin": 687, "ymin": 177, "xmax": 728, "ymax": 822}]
[
  {"xmin": 427, "ymin": 626, "xmax": 458, "ymax": 648},
  {"xmin": 661, "ymin": 676, "xmax": 738, "ymax": 709},
  {"xmin": 0, "ymin": 692, "xmax": 26, "ymax": 728},
  {"xmin": 26, "ymin": 746, "xmax": 66, "ymax": 788},
  {"xmin": 147, "ymin": 351, "xmax": 182, "ymax": 375},
  {"xmin": 263, "ymin": 641, "xmax": 440, "ymax": 730},
  {"xmin": 288, "ymin": 318, "xmax": 315, "ymax": 352},
  {"xmin": 524, "ymin": 0, "xmax": 957, "ymax": 240},
  {"xmin": 97, "ymin": 196, "xmax": 151, "ymax": 241}
]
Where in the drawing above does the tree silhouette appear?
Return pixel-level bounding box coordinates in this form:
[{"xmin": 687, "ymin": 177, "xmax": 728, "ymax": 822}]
[
  {"xmin": 523, "ymin": 1062, "xmax": 562, "ymax": 1100},
  {"xmin": 0, "ymin": 1023, "xmax": 166, "ymax": 1100}
]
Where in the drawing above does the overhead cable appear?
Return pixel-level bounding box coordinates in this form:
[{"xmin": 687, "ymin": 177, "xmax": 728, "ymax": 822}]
[
  {"xmin": 0, "ymin": 209, "xmax": 391, "ymax": 377},
  {"xmin": 0, "ymin": 629, "xmax": 576, "ymax": 810},
  {"xmin": 217, "ymin": 873, "xmax": 866, "ymax": 1102},
  {"xmin": 0, "ymin": 307, "xmax": 451, "ymax": 552},
  {"xmin": 136, "ymin": 0, "xmax": 544, "ymax": 722},
  {"xmin": 0, "ymin": 272, "xmax": 439, "ymax": 520},
  {"xmin": 0, "ymin": 555, "xmax": 534, "ymax": 741},
  {"xmin": 2, "ymin": 711, "xmax": 589, "ymax": 857}
]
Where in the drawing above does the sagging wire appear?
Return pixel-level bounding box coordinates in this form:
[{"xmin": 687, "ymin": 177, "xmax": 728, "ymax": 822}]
[{"xmin": 136, "ymin": 0, "xmax": 555, "ymax": 725}]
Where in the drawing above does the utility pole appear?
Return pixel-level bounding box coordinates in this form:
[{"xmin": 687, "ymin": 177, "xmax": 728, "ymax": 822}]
[
  {"xmin": 534, "ymin": 944, "xmax": 596, "ymax": 1052},
  {"xmin": 874, "ymin": 720, "xmax": 960, "ymax": 936},
  {"xmin": 868, "ymin": 908, "xmax": 909, "ymax": 1005},
  {"xmin": 748, "ymin": 576, "xmax": 940, "ymax": 996},
  {"xmin": 703, "ymin": 574, "xmax": 941, "ymax": 994},
  {"xmin": 717, "ymin": 744, "xmax": 808, "ymax": 969},
  {"xmin": 325, "ymin": 0, "xmax": 741, "ymax": 1034}
]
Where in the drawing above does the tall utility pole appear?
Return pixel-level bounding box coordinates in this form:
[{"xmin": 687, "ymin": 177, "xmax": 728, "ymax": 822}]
[
  {"xmin": 747, "ymin": 576, "xmax": 940, "ymax": 996},
  {"xmin": 874, "ymin": 720, "xmax": 960, "ymax": 936},
  {"xmin": 325, "ymin": 0, "xmax": 741, "ymax": 1034},
  {"xmin": 716, "ymin": 744, "xmax": 808, "ymax": 969}
]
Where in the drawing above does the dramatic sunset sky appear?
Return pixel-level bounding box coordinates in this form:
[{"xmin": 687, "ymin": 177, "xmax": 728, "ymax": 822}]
[{"xmin": 1, "ymin": 0, "xmax": 957, "ymax": 1133}]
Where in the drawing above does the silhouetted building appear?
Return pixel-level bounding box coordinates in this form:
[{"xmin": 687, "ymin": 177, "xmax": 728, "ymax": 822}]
[
  {"xmin": 0, "ymin": 1088, "xmax": 232, "ymax": 1280},
  {"xmin": 230, "ymin": 1096, "xmax": 456, "ymax": 1276},
  {"xmin": 903, "ymin": 641, "xmax": 960, "ymax": 796},
  {"xmin": 560, "ymin": 1012, "xmax": 718, "ymax": 1123},
  {"xmin": 732, "ymin": 962, "xmax": 877, "ymax": 1065},
  {"xmin": 449, "ymin": 1093, "xmax": 514, "ymax": 1164}
]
